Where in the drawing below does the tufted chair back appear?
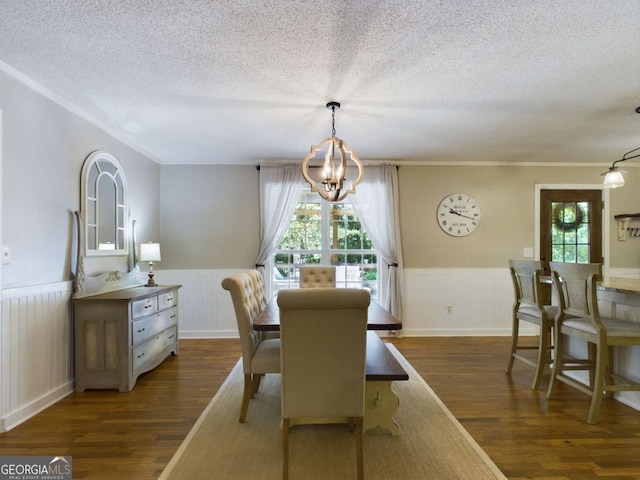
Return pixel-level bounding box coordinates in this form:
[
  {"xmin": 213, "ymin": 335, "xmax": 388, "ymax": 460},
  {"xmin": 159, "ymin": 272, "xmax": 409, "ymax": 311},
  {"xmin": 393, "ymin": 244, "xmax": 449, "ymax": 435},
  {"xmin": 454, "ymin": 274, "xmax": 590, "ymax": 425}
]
[
  {"xmin": 221, "ymin": 271, "xmax": 266, "ymax": 373},
  {"xmin": 299, "ymin": 266, "xmax": 336, "ymax": 288},
  {"xmin": 221, "ymin": 270, "xmax": 280, "ymax": 423},
  {"xmin": 246, "ymin": 269, "xmax": 268, "ymax": 310}
]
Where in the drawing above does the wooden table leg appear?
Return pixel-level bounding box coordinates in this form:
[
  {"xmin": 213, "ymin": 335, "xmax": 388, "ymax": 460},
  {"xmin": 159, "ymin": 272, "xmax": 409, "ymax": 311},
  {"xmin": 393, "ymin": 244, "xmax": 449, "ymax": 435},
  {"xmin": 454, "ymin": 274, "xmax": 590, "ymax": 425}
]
[{"xmin": 363, "ymin": 380, "xmax": 401, "ymax": 435}]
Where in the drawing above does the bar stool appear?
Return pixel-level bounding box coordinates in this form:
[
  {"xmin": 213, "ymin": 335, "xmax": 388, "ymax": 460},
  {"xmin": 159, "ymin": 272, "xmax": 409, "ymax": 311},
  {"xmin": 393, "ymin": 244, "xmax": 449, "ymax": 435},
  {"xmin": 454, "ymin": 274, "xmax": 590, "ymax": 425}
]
[{"xmin": 505, "ymin": 260, "xmax": 556, "ymax": 389}]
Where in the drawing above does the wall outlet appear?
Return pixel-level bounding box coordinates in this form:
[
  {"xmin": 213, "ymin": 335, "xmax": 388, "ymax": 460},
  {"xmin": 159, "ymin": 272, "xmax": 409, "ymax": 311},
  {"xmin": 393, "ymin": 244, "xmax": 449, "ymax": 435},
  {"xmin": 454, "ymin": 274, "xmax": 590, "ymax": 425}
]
[
  {"xmin": 523, "ymin": 247, "xmax": 534, "ymax": 258},
  {"xmin": 2, "ymin": 247, "xmax": 11, "ymax": 264},
  {"xmin": 446, "ymin": 305, "xmax": 453, "ymax": 314}
]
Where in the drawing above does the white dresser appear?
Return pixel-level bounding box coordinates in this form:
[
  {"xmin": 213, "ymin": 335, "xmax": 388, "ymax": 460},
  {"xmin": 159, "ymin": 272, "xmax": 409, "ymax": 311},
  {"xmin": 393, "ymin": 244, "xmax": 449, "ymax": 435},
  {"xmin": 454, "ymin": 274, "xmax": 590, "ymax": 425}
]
[{"xmin": 72, "ymin": 285, "xmax": 181, "ymax": 392}]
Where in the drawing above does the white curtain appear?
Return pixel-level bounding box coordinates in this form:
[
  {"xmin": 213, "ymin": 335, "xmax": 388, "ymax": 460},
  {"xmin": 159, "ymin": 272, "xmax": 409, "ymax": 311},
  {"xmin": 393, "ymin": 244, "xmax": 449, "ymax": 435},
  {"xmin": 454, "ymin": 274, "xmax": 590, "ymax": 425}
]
[
  {"xmin": 349, "ymin": 165, "xmax": 404, "ymax": 321},
  {"xmin": 254, "ymin": 165, "xmax": 306, "ymax": 297}
]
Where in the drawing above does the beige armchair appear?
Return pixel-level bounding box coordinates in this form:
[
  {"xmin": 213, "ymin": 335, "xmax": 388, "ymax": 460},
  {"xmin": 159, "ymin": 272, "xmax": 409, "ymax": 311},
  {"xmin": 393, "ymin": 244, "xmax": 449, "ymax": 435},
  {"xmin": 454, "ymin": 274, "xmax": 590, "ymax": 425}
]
[
  {"xmin": 278, "ymin": 287, "xmax": 370, "ymax": 480},
  {"xmin": 299, "ymin": 266, "xmax": 336, "ymax": 288},
  {"xmin": 221, "ymin": 271, "xmax": 280, "ymax": 423}
]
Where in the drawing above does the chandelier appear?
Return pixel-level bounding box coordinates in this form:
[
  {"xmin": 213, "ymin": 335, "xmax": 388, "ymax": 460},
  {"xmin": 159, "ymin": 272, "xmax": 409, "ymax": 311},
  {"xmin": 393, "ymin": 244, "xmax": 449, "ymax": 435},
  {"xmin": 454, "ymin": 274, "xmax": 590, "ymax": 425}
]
[{"xmin": 301, "ymin": 101, "xmax": 364, "ymax": 202}]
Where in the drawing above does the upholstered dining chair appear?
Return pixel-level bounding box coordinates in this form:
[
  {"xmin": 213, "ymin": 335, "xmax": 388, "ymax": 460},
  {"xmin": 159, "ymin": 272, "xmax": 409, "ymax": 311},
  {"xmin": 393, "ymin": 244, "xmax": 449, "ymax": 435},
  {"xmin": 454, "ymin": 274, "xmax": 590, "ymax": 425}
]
[
  {"xmin": 505, "ymin": 259, "xmax": 556, "ymax": 389},
  {"xmin": 299, "ymin": 266, "xmax": 336, "ymax": 288},
  {"xmin": 547, "ymin": 262, "xmax": 640, "ymax": 424},
  {"xmin": 277, "ymin": 288, "xmax": 370, "ymax": 480},
  {"xmin": 246, "ymin": 269, "xmax": 279, "ymax": 340},
  {"xmin": 221, "ymin": 271, "xmax": 280, "ymax": 423}
]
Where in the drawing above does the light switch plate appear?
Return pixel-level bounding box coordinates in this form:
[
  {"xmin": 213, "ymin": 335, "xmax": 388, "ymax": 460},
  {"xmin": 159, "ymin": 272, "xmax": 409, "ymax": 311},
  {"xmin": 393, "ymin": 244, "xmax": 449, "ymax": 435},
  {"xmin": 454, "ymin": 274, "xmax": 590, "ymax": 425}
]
[{"xmin": 523, "ymin": 247, "xmax": 534, "ymax": 258}]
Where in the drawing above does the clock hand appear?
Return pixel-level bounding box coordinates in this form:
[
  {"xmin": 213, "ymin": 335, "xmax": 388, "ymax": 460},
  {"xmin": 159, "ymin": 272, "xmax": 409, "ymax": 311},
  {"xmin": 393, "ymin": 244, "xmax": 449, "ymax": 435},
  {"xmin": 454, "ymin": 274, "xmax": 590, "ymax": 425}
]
[{"xmin": 447, "ymin": 208, "xmax": 476, "ymax": 221}]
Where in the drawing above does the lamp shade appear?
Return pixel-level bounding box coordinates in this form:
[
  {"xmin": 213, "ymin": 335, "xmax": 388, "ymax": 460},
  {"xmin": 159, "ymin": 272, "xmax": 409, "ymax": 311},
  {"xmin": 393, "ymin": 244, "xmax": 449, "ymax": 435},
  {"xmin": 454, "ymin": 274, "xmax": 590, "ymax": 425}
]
[
  {"xmin": 140, "ymin": 243, "xmax": 161, "ymax": 262},
  {"xmin": 603, "ymin": 169, "xmax": 626, "ymax": 189}
]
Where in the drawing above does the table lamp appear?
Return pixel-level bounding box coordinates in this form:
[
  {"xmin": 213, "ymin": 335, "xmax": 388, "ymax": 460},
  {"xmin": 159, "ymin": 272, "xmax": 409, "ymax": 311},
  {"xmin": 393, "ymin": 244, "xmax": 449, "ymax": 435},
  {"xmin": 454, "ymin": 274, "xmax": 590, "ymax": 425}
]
[{"xmin": 140, "ymin": 242, "xmax": 161, "ymax": 287}]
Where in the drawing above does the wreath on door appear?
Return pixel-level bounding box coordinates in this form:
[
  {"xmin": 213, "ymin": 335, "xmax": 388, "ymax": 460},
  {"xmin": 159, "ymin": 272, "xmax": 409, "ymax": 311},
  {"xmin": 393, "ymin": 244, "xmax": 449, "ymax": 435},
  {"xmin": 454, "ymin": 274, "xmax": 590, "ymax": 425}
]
[{"xmin": 552, "ymin": 203, "xmax": 585, "ymax": 232}]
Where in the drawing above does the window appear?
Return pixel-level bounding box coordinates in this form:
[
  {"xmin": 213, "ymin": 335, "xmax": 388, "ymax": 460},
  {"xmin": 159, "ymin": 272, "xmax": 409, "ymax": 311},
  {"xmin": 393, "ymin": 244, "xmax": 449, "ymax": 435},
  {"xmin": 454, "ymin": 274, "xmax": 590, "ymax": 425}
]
[
  {"xmin": 551, "ymin": 201, "xmax": 591, "ymax": 263},
  {"xmin": 272, "ymin": 191, "xmax": 379, "ymax": 300}
]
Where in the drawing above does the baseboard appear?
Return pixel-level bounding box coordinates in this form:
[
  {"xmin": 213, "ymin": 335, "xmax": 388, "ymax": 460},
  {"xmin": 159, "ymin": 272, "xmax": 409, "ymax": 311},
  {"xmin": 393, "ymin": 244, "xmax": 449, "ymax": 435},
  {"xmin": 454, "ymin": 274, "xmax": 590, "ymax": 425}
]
[
  {"xmin": 1, "ymin": 381, "xmax": 74, "ymax": 433},
  {"xmin": 179, "ymin": 330, "xmax": 239, "ymax": 339},
  {"xmin": 401, "ymin": 327, "xmax": 518, "ymax": 337}
]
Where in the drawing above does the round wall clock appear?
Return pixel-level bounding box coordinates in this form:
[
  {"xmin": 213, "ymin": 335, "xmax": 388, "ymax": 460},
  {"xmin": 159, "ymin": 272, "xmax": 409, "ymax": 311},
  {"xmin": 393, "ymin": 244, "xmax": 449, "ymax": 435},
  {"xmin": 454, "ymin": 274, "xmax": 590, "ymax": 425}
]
[{"xmin": 437, "ymin": 193, "xmax": 482, "ymax": 237}]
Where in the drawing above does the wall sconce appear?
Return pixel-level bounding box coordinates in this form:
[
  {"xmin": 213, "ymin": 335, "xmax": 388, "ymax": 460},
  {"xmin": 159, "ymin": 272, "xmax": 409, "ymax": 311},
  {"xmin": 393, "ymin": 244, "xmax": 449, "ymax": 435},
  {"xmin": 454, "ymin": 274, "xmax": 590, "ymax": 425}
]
[
  {"xmin": 140, "ymin": 242, "xmax": 161, "ymax": 287},
  {"xmin": 301, "ymin": 101, "xmax": 364, "ymax": 202},
  {"xmin": 601, "ymin": 146, "xmax": 640, "ymax": 189}
]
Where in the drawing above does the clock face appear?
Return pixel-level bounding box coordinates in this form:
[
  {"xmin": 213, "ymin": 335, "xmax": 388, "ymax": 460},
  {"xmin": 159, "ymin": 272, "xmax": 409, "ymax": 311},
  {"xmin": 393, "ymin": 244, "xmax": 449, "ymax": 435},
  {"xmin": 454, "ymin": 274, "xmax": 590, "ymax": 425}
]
[{"xmin": 437, "ymin": 193, "xmax": 481, "ymax": 237}]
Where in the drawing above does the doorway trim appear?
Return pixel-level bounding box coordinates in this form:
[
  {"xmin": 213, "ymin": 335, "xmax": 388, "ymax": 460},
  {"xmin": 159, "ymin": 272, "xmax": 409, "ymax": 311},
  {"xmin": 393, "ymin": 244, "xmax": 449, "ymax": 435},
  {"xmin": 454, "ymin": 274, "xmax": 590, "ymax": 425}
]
[{"xmin": 534, "ymin": 184, "xmax": 610, "ymax": 275}]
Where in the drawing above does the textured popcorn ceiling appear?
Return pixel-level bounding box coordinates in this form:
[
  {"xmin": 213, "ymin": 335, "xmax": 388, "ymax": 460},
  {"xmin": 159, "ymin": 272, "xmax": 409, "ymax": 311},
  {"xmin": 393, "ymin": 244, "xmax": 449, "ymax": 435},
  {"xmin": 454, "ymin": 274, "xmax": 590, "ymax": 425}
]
[{"xmin": 1, "ymin": 0, "xmax": 639, "ymax": 165}]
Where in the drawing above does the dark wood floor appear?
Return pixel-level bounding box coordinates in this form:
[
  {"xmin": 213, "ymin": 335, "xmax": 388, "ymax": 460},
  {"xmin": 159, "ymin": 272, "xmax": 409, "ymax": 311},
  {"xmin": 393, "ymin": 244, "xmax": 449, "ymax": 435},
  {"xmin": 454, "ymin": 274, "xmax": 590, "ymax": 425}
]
[{"xmin": 2, "ymin": 336, "xmax": 640, "ymax": 479}]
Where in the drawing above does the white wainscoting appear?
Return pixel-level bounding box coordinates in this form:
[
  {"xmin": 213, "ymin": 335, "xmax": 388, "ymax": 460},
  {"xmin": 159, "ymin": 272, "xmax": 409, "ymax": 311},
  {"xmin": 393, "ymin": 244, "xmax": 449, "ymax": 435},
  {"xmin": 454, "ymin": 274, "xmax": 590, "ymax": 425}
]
[
  {"xmin": 157, "ymin": 267, "xmax": 520, "ymax": 338},
  {"xmin": 155, "ymin": 269, "xmax": 242, "ymax": 338},
  {"xmin": 402, "ymin": 268, "xmax": 516, "ymax": 336},
  {"xmin": 0, "ymin": 281, "xmax": 74, "ymax": 432}
]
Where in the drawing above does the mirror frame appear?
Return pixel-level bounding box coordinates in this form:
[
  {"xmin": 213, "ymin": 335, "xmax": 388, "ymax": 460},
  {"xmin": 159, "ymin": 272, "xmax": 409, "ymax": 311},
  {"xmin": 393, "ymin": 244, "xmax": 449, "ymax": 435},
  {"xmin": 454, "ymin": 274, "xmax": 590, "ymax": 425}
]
[{"xmin": 80, "ymin": 151, "xmax": 129, "ymax": 256}]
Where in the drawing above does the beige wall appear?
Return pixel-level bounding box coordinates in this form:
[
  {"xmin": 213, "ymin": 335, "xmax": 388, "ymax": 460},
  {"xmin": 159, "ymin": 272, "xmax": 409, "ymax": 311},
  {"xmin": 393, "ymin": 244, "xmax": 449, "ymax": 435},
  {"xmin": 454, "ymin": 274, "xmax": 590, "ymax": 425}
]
[
  {"xmin": 157, "ymin": 163, "xmax": 640, "ymax": 271},
  {"xmin": 400, "ymin": 164, "xmax": 640, "ymax": 268},
  {"xmin": 607, "ymin": 167, "xmax": 640, "ymax": 267}
]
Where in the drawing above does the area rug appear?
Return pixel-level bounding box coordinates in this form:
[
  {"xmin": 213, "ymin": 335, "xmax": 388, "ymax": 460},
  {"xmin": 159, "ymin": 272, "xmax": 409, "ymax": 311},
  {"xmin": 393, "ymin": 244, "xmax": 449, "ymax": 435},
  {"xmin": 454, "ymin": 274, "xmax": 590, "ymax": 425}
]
[{"xmin": 159, "ymin": 345, "xmax": 506, "ymax": 480}]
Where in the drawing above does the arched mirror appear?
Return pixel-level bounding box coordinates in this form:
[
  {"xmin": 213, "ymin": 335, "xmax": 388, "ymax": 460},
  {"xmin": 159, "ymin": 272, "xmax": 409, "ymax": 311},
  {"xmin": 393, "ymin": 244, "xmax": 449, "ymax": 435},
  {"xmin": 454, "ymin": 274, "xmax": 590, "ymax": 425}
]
[{"xmin": 81, "ymin": 151, "xmax": 128, "ymax": 256}]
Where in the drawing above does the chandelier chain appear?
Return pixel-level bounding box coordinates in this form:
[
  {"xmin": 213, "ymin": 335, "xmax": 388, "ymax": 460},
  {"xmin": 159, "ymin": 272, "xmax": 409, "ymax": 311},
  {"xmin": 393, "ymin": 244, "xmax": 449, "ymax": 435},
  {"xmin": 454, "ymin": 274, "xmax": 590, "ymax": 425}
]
[{"xmin": 331, "ymin": 105, "xmax": 336, "ymax": 138}]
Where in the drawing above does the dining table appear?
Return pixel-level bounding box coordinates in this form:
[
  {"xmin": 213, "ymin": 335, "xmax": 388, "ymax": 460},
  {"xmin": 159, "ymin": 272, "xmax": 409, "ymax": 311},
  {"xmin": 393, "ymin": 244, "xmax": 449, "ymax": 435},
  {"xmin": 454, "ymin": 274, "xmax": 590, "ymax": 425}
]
[
  {"xmin": 254, "ymin": 295, "xmax": 408, "ymax": 435},
  {"xmin": 253, "ymin": 298, "xmax": 403, "ymax": 332}
]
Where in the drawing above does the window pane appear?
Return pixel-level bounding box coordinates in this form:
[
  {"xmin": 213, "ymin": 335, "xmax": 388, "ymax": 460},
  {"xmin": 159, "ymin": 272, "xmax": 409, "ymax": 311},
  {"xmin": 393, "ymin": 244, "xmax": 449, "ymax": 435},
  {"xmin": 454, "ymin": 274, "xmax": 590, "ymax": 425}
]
[
  {"xmin": 552, "ymin": 245, "xmax": 564, "ymax": 262},
  {"xmin": 299, "ymin": 253, "xmax": 321, "ymax": 264},
  {"xmin": 578, "ymin": 202, "xmax": 589, "ymax": 222},
  {"xmin": 552, "ymin": 225, "xmax": 563, "ymax": 244},
  {"xmin": 564, "ymin": 245, "xmax": 576, "ymax": 263},
  {"xmin": 564, "ymin": 228, "xmax": 576, "ymax": 245},
  {"xmin": 331, "ymin": 253, "xmax": 346, "ymax": 266},
  {"xmin": 577, "ymin": 245, "xmax": 590, "ymax": 263},
  {"xmin": 577, "ymin": 224, "xmax": 589, "ymax": 243}
]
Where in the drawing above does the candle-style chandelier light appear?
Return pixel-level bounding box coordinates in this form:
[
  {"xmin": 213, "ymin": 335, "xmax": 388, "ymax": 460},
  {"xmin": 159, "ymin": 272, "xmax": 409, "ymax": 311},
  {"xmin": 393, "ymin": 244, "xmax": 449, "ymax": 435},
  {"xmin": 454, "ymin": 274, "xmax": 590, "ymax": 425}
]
[{"xmin": 301, "ymin": 101, "xmax": 364, "ymax": 202}]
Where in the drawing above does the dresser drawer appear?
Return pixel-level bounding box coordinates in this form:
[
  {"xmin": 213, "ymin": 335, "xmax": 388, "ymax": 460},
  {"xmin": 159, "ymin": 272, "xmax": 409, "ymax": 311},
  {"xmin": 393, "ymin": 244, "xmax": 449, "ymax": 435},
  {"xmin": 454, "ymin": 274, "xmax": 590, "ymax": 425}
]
[
  {"xmin": 132, "ymin": 306, "xmax": 178, "ymax": 346},
  {"xmin": 132, "ymin": 326, "xmax": 177, "ymax": 371},
  {"xmin": 158, "ymin": 290, "xmax": 178, "ymax": 310},
  {"xmin": 132, "ymin": 297, "xmax": 157, "ymax": 319}
]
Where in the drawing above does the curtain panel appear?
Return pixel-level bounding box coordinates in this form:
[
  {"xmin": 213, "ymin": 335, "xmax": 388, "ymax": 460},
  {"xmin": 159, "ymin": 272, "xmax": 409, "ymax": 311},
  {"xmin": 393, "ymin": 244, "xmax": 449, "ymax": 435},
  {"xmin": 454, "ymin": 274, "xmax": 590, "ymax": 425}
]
[
  {"xmin": 254, "ymin": 165, "xmax": 306, "ymax": 298},
  {"xmin": 349, "ymin": 165, "xmax": 404, "ymax": 321}
]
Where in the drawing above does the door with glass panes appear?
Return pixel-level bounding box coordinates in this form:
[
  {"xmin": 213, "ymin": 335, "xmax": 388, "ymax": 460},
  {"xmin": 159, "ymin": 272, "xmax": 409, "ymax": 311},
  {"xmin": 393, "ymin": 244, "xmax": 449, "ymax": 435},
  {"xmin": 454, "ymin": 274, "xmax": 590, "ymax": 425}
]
[{"xmin": 540, "ymin": 189, "xmax": 603, "ymax": 267}]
